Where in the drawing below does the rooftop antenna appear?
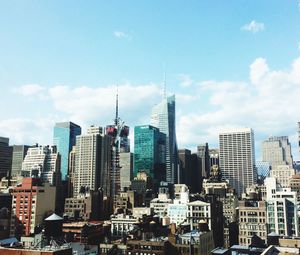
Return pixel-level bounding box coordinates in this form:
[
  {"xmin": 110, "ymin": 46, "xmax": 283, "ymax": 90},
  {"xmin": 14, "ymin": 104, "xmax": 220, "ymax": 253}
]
[{"xmin": 115, "ymin": 85, "xmax": 119, "ymax": 125}]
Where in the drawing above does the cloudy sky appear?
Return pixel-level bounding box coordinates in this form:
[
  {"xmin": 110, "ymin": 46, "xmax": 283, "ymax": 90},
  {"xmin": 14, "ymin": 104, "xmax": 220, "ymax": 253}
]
[{"xmin": 1, "ymin": 1, "xmax": 300, "ymax": 160}]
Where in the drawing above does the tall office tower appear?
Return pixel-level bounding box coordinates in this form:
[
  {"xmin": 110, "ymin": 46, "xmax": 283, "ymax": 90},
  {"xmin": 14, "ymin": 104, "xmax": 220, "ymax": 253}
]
[
  {"xmin": 53, "ymin": 122, "xmax": 81, "ymax": 181},
  {"xmin": 219, "ymin": 128, "xmax": 256, "ymax": 197},
  {"xmin": 11, "ymin": 145, "xmax": 30, "ymax": 178},
  {"xmin": 262, "ymin": 136, "xmax": 293, "ymax": 169},
  {"xmin": 178, "ymin": 149, "xmax": 201, "ymax": 193},
  {"xmin": 119, "ymin": 152, "xmax": 133, "ymax": 191},
  {"xmin": 134, "ymin": 125, "xmax": 166, "ymax": 183},
  {"xmin": 10, "ymin": 178, "xmax": 56, "ymax": 238},
  {"xmin": 209, "ymin": 148, "xmax": 219, "ymax": 168},
  {"xmin": 150, "ymin": 95, "xmax": 178, "ymax": 184},
  {"xmin": 21, "ymin": 145, "xmax": 61, "ymax": 186},
  {"xmin": 0, "ymin": 137, "xmax": 12, "ymax": 179},
  {"xmin": 197, "ymin": 143, "xmax": 210, "ymax": 178},
  {"xmin": 73, "ymin": 126, "xmax": 112, "ymax": 197}
]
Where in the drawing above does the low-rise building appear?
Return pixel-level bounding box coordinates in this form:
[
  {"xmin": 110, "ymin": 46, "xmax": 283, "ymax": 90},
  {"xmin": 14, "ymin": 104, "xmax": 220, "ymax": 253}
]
[
  {"xmin": 187, "ymin": 200, "xmax": 211, "ymax": 230},
  {"xmin": 110, "ymin": 214, "xmax": 139, "ymax": 238},
  {"xmin": 238, "ymin": 200, "xmax": 267, "ymax": 246}
]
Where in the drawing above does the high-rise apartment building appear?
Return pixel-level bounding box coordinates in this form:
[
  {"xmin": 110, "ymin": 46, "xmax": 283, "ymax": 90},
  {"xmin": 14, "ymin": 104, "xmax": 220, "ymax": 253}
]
[
  {"xmin": 73, "ymin": 126, "xmax": 111, "ymax": 197},
  {"xmin": 219, "ymin": 128, "xmax": 256, "ymax": 196},
  {"xmin": 134, "ymin": 125, "xmax": 166, "ymax": 183},
  {"xmin": 10, "ymin": 178, "xmax": 56, "ymax": 237},
  {"xmin": 53, "ymin": 122, "xmax": 81, "ymax": 181},
  {"xmin": 21, "ymin": 145, "xmax": 61, "ymax": 186},
  {"xmin": 262, "ymin": 136, "xmax": 293, "ymax": 169},
  {"xmin": 0, "ymin": 137, "xmax": 12, "ymax": 179},
  {"xmin": 11, "ymin": 145, "xmax": 30, "ymax": 178},
  {"xmin": 150, "ymin": 95, "xmax": 178, "ymax": 184}
]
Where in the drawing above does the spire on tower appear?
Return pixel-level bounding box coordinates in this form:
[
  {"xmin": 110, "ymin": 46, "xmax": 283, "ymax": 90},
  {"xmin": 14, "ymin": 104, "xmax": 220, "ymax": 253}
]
[
  {"xmin": 163, "ymin": 64, "xmax": 167, "ymax": 99},
  {"xmin": 115, "ymin": 86, "xmax": 119, "ymax": 125}
]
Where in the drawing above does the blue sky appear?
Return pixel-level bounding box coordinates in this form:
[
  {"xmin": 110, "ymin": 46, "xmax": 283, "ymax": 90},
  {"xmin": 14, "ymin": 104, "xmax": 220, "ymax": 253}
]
[{"xmin": 1, "ymin": 1, "xmax": 300, "ymax": 159}]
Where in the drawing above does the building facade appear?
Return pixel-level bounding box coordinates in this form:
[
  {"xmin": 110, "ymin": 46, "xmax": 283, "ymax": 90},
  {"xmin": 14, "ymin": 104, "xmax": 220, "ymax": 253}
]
[
  {"xmin": 73, "ymin": 126, "xmax": 111, "ymax": 197},
  {"xmin": 269, "ymin": 165, "xmax": 295, "ymax": 188},
  {"xmin": 21, "ymin": 145, "xmax": 61, "ymax": 186},
  {"xmin": 150, "ymin": 95, "xmax": 178, "ymax": 184},
  {"xmin": 119, "ymin": 152, "xmax": 133, "ymax": 192},
  {"xmin": 134, "ymin": 125, "xmax": 166, "ymax": 183},
  {"xmin": 53, "ymin": 122, "xmax": 81, "ymax": 181},
  {"xmin": 219, "ymin": 128, "xmax": 256, "ymax": 196},
  {"xmin": 238, "ymin": 200, "xmax": 267, "ymax": 246},
  {"xmin": 265, "ymin": 177, "xmax": 299, "ymax": 237},
  {"xmin": 10, "ymin": 178, "xmax": 56, "ymax": 237},
  {"xmin": 0, "ymin": 137, "xmax": 12, "ymax": 179},
  {"xmin": 262, "ymin": 136, "xmax": 293, "ymax": 169},
  {"xmin": 11, "ymin": 145, "xmax": 30, "ymax": 178},
  {"xmin": 197, "ymin": 143, "xmax": 210, "ymax": 178}
]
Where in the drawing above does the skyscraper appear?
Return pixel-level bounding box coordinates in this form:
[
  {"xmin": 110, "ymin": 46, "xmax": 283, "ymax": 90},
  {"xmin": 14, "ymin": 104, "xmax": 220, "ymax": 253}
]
[
  {"xmin": 73, "ymin": 126, "xmax": 111, "ymax": 197},
  {"xmin": 134, "ymin": 125, "xmax": 166, "ymax": 183},
  {"xmin": 150, "ymin": 95, "xmax": 178, "ymax": 184},
  {"xmin": 0, "ymin": 137, "xmax": 12, "ymax": 179},
  {"xmin": 219, "ymin": 128, "xmax": 256, "ymax": 196},
  {"xmin": 261, "ymin": 136, "xmax": 293, "ymax": 169},
  {"xmin": 11, "ymin": 145, "xmax": 30, "ymax": 178},
  {"xmin": 53, "ymin": 122, "xmax": 81, "ymax": 181},
  {"xmin": 178, "ymin": 149, "xmax": 201, "ymax": 193},
  {"xmin": 197, "ymin": 143, "xmax": 210, "ymax": 178}
]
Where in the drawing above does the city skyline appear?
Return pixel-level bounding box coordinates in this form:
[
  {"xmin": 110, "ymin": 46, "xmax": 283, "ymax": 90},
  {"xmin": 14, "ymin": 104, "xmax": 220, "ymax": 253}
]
[{"xmin": 1, "ymin": 1, "xmax": 300, "ymax": 159}]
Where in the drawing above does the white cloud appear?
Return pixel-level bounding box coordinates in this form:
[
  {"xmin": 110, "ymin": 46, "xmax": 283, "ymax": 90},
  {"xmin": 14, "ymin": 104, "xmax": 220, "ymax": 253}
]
[
  {"xmin": 14, "ymin": 84, "xmax": 45, "ymax": 97},
  {"xmin": 177, "ymin": 57, "xmax": 300, "ymax": 159},
  {"xmin": 113, "ymin": 31, "xmax": 132, "ymax": 40},
  {"xmin": 178, "ymin": 74, "xmax": 193, "ymax": 87},
  {"xmin": 8, "ymin": 58, "xmax": 300, "ymax": 160},
  {"xmin": 241, "ymin": 20, "xmax": 265, "ymax": 33},
  {"xmin": 250, "ymin": 58, "xmax": 269, "ymax": 84},
  {"xmin": 0, "ymin": 117, "xmax": 56, "ymax": 145},
  {"xmin": 9, "ymin": 82, "xmax": 162, "ymax": 144},
  {"xmin": 48, "ymin": 83, "xmax": 160, "ymax": 125}
]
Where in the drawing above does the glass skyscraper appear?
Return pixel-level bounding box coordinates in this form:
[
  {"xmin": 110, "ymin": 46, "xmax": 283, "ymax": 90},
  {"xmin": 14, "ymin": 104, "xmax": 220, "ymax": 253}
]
[
  {"xmin": 150, "ymin": 95, "xmax": 178, "ymax": 184},
  {"xmin": 53, "ymin": 122, "xmax": 81, "ymax": 181},
  {"xmin": 134, "ymin": 125, "xmax": 166, "ymax": 182}
]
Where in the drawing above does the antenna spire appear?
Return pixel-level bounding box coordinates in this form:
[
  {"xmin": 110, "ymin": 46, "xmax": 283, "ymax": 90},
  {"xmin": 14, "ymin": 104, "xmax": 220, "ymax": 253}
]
[
  {"xmin": 163, "ymin": 64, "xmax": 167, "ymax": 98},
  {"xmin": 115, "ymin": 85, "xmax": 119, "ymax": 125}
]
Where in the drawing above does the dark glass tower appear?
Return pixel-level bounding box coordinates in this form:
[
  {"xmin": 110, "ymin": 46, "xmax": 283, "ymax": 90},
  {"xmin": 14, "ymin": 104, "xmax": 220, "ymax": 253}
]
[
  {"xmin": 150, "ymin": 95, "xmax": 178, "ymax": 184},
  {"xmin": 53, "ymin": 122, "xmax": 81, "ymax": 181},
  {"xmin": 134, "ymin": 125, "xmax": 166, "ymax": 182}
]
